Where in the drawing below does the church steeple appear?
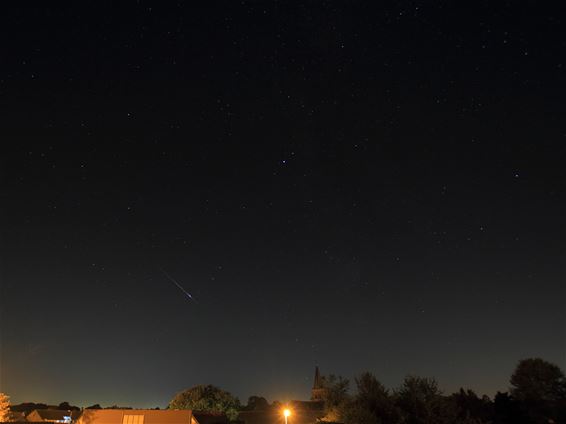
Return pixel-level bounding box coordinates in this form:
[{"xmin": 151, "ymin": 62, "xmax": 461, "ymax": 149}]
[
  {"xmin": 313, "ymin": 366, "xmax": 322, "ymax": 389},
  {"xmin": 311, "ymin": 366, "xmax": 326, "ymax": 401}
]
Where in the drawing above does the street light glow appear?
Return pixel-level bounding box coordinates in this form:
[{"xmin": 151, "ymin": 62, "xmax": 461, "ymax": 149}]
[{"xmin": 283, "ymin": 409, "xmax": 291, "ymax": 418}]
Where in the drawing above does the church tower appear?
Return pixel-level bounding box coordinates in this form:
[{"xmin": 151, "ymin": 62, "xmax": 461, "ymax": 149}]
[{"xmin": 311, "ymin": 366, "xmax": 327, "ymax": 401}]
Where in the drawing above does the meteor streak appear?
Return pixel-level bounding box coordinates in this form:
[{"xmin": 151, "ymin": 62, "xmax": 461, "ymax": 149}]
[{"xmin": 160, "ymin": 269, "xmax": 195, "ymax": 301}]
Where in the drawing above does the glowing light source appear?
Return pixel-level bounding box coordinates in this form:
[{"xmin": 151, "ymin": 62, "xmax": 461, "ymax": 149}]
[{"xmin": 283, "ymin": 408, "xmax": 291, "ymax": 424}]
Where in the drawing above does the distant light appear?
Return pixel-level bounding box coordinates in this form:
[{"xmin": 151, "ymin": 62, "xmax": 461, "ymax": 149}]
[{"xmin": 283, "ymin": 409, "xmax": 291, "ymax": 417}]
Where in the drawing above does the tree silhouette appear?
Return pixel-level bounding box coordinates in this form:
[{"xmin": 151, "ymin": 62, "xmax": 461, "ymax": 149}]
[
  {"xmin": 343, "ymin": 372, "xmax": 401, "ymax": 424},
  {"xmin": 0, "ymin": 393, "xmax": 10, "ymax": 423},
  {"xmin": 318, "ymin": 374, "xmax": 350, "ymax": 421},
  {"xmin": 169, "ymin": 385, "xmax": 240, "ymax": 420},
  {"xmin": 493, "ymin": 392, "xmax": 523, "ymax": 424},
  {"xmin": 509, "ymin": 358, "xmax": 566, "ymax": 424},
  {"xmin": 244, "ymin": 396, "xmax": 269, "ymax": 410},
  {"xmin": 510, "ymin": 358, "xmax": 566, "ymax": 403},
  {"xmin": 57, "ymin": 402, "xmax": 80, "ymax": 411},
  {"xmin": 395, "ymin": 376, "xmax": 456, "ymax": 424},
  {"xmin": 450, "ymin": 388, "xmax": 492, "ymax": 423}
]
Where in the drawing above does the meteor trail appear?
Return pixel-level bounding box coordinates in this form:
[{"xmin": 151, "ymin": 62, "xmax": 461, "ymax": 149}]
[{"xmin": 160, "ymin": 269, "xmax": 195, "ymax": 302}]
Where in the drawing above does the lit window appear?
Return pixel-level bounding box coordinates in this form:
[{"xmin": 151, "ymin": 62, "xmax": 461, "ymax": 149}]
[{"xmin": 123, "ymin": 416, "xmax": 145, "ymax": 424}]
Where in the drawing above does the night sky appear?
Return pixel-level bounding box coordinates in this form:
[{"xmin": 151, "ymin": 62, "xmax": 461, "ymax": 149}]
[{"xmin": 1, "ymin": 1, "xmax": 565, "ymax": 409}]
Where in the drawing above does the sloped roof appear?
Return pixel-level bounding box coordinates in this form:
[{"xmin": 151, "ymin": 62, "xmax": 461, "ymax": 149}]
[
  {"xmin": 29, "ymin": 410, "xmax": 80, "ymax": 421},
  {"xmin": 75, "ymin": 410, "xmax": 193, "ymax": 424},
  {"xmin": 7, "ymin": 411, "xmax": 27, "ymax": 421},
  {"xmin": 191, "ymin": 412, "xmax": 228, "ymax": 424}
]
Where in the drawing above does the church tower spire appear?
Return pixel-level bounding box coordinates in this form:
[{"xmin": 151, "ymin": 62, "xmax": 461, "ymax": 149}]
[
  {"xmin": 311, "ymin": 366, "xmax": 326, "ymax": 401},
  {"xmin": 313, "ymin": 366, "xmax": 322, "ymax": 389}
]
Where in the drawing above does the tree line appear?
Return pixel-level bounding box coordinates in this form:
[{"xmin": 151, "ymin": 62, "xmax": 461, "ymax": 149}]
[
  {"xmin": 2, "ymin": 357, "xmax": 565, "ymax": 424},
  {"xmin": 169, "ymin": 358, "xmax": 566, "ymax": 424},
  {"xmin": 316, "ymin": 358, "xmax": 566, "ymax": 424}
]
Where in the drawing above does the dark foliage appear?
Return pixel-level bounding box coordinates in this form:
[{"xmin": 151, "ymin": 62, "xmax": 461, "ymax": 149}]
[
  {"xmin": 330, "ymin": 358, "xmax": 566, "ymax": 424},
  {"xmin": 10, "ymin": 402, "xmax": 80, "ymax": 414},
  {"xmin": 450, "ymin": 389, "xmax": 492, "ymax": 423},
  {"xmin": 342, "ymin": 372, "xmax": 401, "ymax": 424},
  {"xmin": 58, "ymin": 403, "xmax": 80, "ymax": 411},
  {"xmin": 395, "ymin": 376, "xmax": 457, "ymax": 424},
  {"xmin": 493, "ymin": 392, "xmax": 524, "ymax": 424},
  {"xmin": 511, "ymin": 358, "xmax": 566, "ymax": 403},
  {"xmin": 169, "ymin": 384, "xmax": 240, "ymax": 420},
  {"xmin": 243, "ymin": 396, "xmax": 270, "ymax": 411},
  {"xmin": 508, "ymin": 358, "xmax": 566, "ymax": 424},
  {"xmin": 316, "ymin": 374, "xmax": 350, "ymax": 421},
  {"xmin": 10, "ymin": 403, "xmax": 48, "ymax": 413}
]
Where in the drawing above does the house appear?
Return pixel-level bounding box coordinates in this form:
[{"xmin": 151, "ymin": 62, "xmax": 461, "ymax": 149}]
[
  {"xmin": 73, "ymin": 409, "xmax": 212, "ymax": 424},
  {"xmin": 5, "ymin": 411, "xmax": 26, "ymax": 422},
  {"xmin": 27, "ymin": 410, "xmax": 80, "ymax": 423}
]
